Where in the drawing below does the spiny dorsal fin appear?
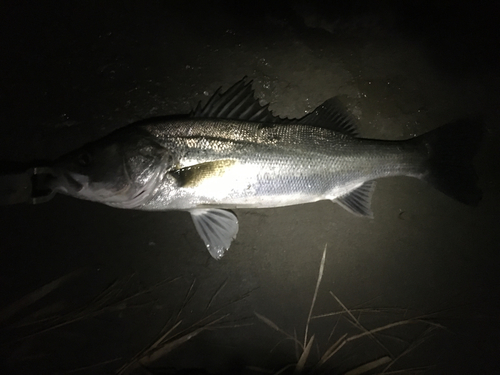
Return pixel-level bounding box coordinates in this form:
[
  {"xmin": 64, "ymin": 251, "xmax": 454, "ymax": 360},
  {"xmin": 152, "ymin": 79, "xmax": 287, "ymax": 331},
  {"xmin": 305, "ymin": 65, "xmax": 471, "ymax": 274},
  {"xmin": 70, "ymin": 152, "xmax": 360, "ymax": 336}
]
[
  {"xmin": 191, "ymin": 77, "xmax": 283, "ymax": 123},
  {"xmin": 297, "ymin": 98, "xmax": 359, "ymax": 136},
  {"xmin": 336, "ymin": 181, "xmax": 376, "ymax": 218},
  {"xmin": 191, "ymin": 78, "xmax": 360, "ymax": 136}
]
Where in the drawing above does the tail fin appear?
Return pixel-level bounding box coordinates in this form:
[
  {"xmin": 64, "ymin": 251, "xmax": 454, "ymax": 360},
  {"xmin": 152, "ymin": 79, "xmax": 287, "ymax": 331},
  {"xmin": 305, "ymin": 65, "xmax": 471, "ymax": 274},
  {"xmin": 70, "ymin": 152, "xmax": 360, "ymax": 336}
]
[{"xmin": 416, "ymin": 119, "xmax": 483, "ymax": 205}]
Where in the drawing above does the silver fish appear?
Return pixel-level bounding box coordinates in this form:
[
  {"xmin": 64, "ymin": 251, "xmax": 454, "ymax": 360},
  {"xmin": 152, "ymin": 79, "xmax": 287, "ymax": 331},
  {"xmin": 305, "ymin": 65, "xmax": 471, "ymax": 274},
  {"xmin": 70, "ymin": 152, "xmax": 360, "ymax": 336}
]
[{"xmin": 51, "ymin": 78, "xmax": 482, "ymax": 259}]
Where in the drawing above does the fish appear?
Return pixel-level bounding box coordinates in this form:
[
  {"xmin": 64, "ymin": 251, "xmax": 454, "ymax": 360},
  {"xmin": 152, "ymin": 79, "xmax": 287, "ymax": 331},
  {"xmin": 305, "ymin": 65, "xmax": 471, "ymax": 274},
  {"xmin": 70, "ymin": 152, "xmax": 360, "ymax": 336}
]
[{"xmin": 50, "ymin": 78, "xmax": 483, "ymax": 259}]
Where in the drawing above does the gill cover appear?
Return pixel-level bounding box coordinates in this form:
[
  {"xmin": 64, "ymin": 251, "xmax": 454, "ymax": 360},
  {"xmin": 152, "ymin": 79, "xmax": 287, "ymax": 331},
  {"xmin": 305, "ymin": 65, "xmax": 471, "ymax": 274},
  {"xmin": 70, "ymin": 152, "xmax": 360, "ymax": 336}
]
[{"xmin": 53, "ymin": 127, "xmax": 171, "ymax": 208}]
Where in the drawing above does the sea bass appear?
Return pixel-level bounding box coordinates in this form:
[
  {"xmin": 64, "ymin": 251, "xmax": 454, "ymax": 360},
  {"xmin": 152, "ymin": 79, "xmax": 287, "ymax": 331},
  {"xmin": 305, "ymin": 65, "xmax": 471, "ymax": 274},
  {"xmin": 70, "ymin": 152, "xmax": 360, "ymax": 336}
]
[{"xmin": 51, "ymin": 78, "xmax": 482, "ymax": 259}]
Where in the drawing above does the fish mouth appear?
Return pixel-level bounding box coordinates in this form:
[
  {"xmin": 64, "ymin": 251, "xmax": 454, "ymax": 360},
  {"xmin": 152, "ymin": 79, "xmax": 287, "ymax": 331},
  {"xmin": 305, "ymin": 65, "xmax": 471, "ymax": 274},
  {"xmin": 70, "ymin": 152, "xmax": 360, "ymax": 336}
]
[
  {"xmin": 51, "ymin": 170, "xmax": 86, "ymax": 194},
  {"xmin": 67, "ymin": 173, "xmax": 86, "ymax": 191}
]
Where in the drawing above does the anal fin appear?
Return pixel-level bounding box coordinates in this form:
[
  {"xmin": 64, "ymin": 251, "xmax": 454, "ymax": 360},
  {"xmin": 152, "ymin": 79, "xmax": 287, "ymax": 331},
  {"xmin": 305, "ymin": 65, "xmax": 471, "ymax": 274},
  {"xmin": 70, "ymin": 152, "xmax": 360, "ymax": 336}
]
[
  {"xmin": 336, "ymin": 181, "xmax": 376, "ymax": 218},
  {"xmin": 189, "ymin": 209, "xmax": 239, "ymax": 260}
]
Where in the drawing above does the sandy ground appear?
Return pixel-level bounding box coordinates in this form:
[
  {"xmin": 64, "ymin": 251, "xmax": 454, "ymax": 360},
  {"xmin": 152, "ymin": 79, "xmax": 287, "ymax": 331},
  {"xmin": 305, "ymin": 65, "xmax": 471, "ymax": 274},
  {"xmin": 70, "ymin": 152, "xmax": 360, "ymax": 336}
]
[{"xmin": 1, "ymin": 1, "xmax": 499, "ymax": 374}]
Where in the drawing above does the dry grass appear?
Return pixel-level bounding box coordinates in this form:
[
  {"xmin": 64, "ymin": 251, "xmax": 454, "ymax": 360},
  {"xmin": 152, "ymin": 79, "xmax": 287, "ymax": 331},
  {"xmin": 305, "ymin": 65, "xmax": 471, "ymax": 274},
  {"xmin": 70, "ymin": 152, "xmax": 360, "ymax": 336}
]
[
  {"xmin": 116, "ymin": 279, "xmax": 252, "ymax": 375},
  {"xmin": 2, "ymin": 247, "xmax": 443, "ymax": 374},
  {"xmin": 3, "ymin": 273, "xmax": 178, "ymax": 342},
  {"xmin": 0, "ymin": 269, "xmax": 84, "ymax": 324},
  {"xmin": 3, "ymin": 272, "xmax": 251, "ymax": 374},
  {"xmin": 254, "ymin": 244, "xmax": 442, "ymax": 375}
]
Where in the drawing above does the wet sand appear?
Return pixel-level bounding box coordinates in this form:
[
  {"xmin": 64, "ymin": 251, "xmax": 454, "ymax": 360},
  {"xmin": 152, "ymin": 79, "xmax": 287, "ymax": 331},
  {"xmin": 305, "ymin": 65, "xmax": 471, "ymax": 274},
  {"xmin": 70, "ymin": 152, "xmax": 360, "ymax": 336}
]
[{"xmin": 1, "ymin": 1, "xmax": 499, "ymax": 374}]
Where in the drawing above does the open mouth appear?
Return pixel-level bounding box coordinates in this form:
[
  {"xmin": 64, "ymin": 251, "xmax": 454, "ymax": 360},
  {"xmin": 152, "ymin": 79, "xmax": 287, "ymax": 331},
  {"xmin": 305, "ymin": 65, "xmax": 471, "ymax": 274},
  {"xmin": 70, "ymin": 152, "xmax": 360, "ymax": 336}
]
[{"xmin": 55, "ymin": 171, "xmax": 86, "ymax": 193}]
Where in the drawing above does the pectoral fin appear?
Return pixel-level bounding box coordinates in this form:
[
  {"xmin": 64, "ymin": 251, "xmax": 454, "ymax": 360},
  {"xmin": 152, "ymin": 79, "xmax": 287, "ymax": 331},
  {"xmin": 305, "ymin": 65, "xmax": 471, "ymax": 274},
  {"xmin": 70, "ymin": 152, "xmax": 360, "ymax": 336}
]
[
  {"xmin": 189, "ymin": 208, "xmax": 239, "ymax": 260},
  {"xmin": 171, "ymin": 160, "xmax": 237, "ymax": 187},
  {"xmin": 336, "ymin": 181, "xmax": 376, "ymax": 218}
]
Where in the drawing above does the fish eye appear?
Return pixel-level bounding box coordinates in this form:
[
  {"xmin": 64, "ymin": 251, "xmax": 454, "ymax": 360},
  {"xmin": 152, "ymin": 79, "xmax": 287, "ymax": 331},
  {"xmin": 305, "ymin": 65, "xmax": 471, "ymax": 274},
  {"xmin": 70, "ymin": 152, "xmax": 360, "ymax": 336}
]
[{"xmin": 77, "ymin": 152, "xmax": 93, "ymax": 166}]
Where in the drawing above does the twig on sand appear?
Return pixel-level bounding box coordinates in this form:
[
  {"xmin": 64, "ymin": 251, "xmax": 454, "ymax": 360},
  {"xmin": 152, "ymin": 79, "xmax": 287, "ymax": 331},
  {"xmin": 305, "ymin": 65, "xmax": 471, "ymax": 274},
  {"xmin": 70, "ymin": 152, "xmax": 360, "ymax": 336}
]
[
  {"xmin": 304, "ymin": 244, "xmax": 327, "ymax": 346},
  {"xmin": 255, "ymin": 245, "xmax": 329, "ymax": 374},
  {"xmin": 255, "ymin": 312, "xmax": 303, "ymax": 350},
  {"xmin": 330, "ymin": 291, "xmax": 392, "ymax": 356},
  {"xmin": 295, "ymin": 335, "xmax": 315, "ymax": 374},
  {"xmin": 381, "ymin": 326, "xmax": 437, "ymax": 373},
  {"xmin": 344, "ymin": 356, "xmax": 392, "ymax": 375},
  {"xmin": 205, "ymin": 278, "xmax": 228, "ymax": 311},
  {"xmin": 60, "ymin": 357, "xmax": 122, "ymax": 374}
]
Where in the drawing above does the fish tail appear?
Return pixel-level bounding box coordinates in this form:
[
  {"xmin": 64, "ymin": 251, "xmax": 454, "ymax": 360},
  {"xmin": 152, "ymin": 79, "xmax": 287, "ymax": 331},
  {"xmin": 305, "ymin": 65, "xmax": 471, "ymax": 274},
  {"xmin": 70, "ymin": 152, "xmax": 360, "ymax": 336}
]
[{"xmin": 416, "ymin": 119, "xmax": 483, "ymax": 205}]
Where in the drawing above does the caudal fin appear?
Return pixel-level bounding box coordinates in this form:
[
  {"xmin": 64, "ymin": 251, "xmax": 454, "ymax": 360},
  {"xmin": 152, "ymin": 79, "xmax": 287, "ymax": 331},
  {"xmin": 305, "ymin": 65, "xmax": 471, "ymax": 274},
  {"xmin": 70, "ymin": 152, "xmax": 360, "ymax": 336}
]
[{"xmin": 416, "ymin": 119, "xmax": 483, "ymax": 205}]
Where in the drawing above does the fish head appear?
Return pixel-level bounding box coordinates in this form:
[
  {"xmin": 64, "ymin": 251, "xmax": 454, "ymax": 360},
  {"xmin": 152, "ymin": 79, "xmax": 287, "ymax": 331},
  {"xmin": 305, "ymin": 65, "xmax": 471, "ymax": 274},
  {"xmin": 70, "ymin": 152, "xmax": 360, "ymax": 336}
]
[{"xmin": 51, "ymin": 128, "xmax": 173, "ymax": 208}]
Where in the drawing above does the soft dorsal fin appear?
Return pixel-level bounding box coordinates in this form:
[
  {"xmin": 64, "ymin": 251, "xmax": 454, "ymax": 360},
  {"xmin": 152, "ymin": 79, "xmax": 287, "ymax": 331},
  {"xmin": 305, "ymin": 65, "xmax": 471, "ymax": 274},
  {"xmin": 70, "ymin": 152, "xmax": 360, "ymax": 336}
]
[
  {"xmin": 297, "ymin": 98, "xmax": 359, "ymax": 136},
  {"xmin": 191, "ymin": 77, "xmax": 283, "ymax": 123},
  {"xmin": 336, "ymin": 181, "xmax": 376, "ymax": 218}
]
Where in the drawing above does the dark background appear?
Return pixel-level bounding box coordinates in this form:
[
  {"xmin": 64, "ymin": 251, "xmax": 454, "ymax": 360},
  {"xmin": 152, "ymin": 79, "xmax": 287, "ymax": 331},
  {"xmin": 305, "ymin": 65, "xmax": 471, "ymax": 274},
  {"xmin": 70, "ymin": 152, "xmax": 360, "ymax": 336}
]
[{"xmin": 1, "ymin": 1, "xmax": 499, "ymax": 374}]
